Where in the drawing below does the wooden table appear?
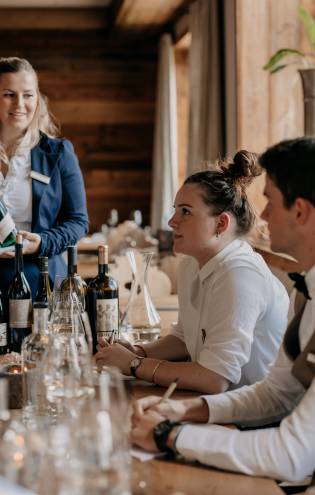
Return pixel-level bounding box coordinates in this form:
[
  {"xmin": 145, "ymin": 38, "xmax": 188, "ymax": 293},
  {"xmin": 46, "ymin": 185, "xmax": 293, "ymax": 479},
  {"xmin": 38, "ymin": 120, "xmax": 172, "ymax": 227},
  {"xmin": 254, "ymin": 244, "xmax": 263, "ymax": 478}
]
[{"xmin": 128, "ymin": 381, "xmax": 284, "ymax": 495}]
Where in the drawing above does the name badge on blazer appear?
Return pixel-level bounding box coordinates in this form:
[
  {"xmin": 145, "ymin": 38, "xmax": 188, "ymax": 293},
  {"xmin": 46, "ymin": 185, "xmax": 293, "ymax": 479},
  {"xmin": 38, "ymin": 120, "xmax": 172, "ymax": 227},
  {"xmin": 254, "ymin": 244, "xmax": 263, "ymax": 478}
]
[{"xmin": 30, "ymin": 170, "xmax": 50, "ymax": 185}]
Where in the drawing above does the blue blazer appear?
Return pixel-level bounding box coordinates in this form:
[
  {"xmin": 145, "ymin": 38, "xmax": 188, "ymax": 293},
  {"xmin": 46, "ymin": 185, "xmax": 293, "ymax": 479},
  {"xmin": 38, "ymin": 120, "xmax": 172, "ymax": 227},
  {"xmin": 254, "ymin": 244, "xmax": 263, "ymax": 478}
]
[{"xmin": 0, "ymin": 133, "xmax": 89, "ymax": 301}]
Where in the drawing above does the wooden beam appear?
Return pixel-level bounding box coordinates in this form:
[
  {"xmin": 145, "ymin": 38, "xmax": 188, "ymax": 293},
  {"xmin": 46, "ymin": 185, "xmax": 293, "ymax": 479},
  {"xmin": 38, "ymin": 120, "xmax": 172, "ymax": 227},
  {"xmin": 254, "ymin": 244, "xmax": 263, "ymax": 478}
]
[
  {"xmin": 0, "ymin": 8, "xmax": 109, "ymax": 30},
  {"xmin": 1, "ymin": 0, "xmax": 111, "ymax": 6}
]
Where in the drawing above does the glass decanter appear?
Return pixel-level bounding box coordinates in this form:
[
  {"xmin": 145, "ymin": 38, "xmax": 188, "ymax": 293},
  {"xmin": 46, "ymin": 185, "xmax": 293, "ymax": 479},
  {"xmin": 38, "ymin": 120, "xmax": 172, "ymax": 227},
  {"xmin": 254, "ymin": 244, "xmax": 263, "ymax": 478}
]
[{"xmin": 120, "ymin": 250, "xmax": 160, "ymax": 344}]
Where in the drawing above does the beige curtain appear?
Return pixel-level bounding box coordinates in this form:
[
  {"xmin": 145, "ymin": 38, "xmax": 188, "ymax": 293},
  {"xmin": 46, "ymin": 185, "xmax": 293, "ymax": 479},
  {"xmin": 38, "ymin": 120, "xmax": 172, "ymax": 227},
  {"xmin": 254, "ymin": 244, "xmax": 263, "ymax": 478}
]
[
  {"xmin": 151, "ymin": 34, "xmax": 178, "ymax": 234},
  {"xmin": 187, "ymin": 0, "xmax": 225, "ymax": 175}
]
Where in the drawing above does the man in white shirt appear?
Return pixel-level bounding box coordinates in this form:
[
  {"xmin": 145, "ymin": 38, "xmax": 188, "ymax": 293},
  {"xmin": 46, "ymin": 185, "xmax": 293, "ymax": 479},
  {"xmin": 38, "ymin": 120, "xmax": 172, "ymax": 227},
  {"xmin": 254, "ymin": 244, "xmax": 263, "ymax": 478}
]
[{"xmin": 131, "ymin": 137, "xmax": 315, "ymax": 483}]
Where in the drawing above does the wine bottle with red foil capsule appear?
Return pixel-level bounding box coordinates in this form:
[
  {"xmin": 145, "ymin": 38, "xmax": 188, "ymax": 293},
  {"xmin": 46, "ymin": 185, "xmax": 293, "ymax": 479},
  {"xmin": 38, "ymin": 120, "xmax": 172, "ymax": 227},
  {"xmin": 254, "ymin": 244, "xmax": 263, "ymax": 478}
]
[{"xmin": 8, "ymin": 234, "xmax": 32, "ymax": 353}]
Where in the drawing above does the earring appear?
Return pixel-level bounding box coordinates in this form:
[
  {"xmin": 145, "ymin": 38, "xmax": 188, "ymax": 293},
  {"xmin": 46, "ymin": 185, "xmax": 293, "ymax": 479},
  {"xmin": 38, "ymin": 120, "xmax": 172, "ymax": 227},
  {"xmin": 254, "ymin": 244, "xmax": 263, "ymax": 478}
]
[{"xmin": 215, "ymin": 230, "xmax": 220, "ymax": 239}]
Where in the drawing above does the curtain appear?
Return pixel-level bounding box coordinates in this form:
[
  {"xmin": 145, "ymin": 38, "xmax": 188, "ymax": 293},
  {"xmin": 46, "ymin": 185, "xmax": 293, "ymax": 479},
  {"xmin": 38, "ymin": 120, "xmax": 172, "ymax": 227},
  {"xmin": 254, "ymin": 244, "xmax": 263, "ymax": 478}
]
[
  {"xmin": 187, "ymin": 0, "xmax": 225, "ymax": 175},
  {"xmin": 150, "ymin": 34, "xmax": 178, "ymax": 234}
]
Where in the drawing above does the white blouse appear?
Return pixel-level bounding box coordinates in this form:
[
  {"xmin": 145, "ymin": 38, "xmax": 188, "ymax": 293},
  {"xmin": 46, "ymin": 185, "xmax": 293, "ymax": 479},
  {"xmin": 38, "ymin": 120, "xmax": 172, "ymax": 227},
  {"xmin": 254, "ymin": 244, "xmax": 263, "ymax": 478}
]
[
  {"xmin": 0, "ymin": 131, "xmax": 32, "ymax": 232},
  {"xmin": 170, "ymin": 239, "xmax": 289, "ymax": 387}
]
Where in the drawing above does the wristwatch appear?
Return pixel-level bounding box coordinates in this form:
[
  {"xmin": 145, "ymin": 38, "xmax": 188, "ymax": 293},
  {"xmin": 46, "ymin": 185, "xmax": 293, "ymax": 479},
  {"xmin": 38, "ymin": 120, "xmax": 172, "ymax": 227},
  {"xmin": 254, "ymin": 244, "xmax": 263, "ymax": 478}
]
[
  {"xmin": 153, "ymin": 419, "xmax": 182, "ymax": 455},
  {"xmin": 130, "ymin": 357, "xmax": 144, "ymax": 377}
]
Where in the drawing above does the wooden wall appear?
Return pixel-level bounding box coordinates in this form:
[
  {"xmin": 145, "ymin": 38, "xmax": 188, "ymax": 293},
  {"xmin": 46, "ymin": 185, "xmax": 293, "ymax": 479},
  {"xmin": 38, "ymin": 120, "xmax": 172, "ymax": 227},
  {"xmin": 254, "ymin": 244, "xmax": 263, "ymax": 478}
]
[
  {"xmin": 0, "ymin": 9, "xmax": 158, "ymax": 232},
  {"xmin": 235, "ymin": 0, "xmax": 307, "ymax": 214}
]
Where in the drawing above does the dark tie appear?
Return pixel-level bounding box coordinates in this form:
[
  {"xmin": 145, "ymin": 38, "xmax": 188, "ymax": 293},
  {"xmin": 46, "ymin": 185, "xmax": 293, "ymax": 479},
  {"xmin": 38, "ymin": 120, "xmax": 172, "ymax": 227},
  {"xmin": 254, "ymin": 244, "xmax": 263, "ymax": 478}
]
[{"xmin": 288, "ymin": 272, "xmax": 311, "ymax": 300}]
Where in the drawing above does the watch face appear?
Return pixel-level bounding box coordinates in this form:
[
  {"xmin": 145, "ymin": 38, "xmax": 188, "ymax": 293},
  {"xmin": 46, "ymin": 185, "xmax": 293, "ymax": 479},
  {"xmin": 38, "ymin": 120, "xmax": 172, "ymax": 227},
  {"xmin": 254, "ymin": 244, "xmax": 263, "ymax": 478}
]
[{"xmin": 131, "ymin": 358, "xmax": 141, "ymax": 368}]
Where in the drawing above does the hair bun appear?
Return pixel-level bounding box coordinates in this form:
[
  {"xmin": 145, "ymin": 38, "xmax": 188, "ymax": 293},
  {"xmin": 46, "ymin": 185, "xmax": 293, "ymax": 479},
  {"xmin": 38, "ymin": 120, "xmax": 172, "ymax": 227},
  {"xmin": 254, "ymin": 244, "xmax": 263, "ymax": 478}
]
[{"xmin": 228, "ymin": 150, "xmax": 261, "ymax": 187}]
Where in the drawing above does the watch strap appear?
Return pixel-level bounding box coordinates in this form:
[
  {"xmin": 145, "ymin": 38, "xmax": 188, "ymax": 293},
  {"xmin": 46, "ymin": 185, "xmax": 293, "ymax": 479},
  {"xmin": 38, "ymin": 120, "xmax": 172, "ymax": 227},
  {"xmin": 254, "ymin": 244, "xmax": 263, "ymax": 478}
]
[{"xmin": 153, "ymin": 419, "xmax": 182, "ymax": 454}]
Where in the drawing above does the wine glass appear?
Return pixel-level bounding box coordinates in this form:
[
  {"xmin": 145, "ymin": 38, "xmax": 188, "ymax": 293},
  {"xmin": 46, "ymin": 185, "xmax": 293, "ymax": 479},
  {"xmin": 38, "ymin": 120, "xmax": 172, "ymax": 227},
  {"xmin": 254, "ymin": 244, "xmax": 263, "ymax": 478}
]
[{"xmin": 42, "ymin": 334, "xmax": 94, "ymax": 421}]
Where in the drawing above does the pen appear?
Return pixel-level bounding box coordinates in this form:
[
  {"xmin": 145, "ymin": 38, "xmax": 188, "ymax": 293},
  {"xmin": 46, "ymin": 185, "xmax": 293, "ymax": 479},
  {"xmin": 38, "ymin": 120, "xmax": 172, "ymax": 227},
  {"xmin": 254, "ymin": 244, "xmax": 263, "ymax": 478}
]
[
  {"xmin": 109, "ymin": 329, "xmax": 116, "ymax": 345},
  {"xmin": 160, "ymin": 377, "xmax": 180, "ymax": 403}
]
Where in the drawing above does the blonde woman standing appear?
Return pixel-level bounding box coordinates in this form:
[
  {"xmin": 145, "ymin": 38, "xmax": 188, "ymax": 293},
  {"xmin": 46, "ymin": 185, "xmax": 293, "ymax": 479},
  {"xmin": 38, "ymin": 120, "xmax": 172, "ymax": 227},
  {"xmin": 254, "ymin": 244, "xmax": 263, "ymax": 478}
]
[{"xmin": 0, "ymin": 57, "xmax": 88, "ymax": 303}]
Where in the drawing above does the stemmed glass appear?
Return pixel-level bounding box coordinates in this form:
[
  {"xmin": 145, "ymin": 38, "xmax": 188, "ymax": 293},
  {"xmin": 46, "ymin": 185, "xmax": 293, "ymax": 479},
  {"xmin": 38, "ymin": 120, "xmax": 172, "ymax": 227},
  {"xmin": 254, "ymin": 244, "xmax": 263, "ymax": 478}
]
[{"xmin": 42, "ymin": 334, "xmax": 94, "ymax": 421}]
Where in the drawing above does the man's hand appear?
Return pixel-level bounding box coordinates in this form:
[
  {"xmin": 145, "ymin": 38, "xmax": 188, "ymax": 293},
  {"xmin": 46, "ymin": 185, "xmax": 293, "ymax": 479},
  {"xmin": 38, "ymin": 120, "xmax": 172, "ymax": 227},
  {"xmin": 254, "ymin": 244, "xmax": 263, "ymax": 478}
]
[
  {"xmin": 97, "ymin": 337, "xmax": 141, "ymax": 354},
  {"xmin": 95, "ymin": 342, "xmax": 137, "ymax": 375},
  {"xmin": 132, "ymin": 396, "xmax": 209, "ymax": 424},
  {"xmin": 132, "ymin": 396, "xmax": 188, "ymax": 424},
  {"xmin": 131, "ymin": 410, "xmax": 165, "ymax": 452}
]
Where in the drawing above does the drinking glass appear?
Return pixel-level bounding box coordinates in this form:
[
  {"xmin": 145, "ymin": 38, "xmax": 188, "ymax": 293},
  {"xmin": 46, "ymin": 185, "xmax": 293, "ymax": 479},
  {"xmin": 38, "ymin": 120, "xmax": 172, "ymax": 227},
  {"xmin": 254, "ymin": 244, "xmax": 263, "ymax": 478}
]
[{"xmin": 42, "ymin": 334, "xmax": 94, "ymax": 421}]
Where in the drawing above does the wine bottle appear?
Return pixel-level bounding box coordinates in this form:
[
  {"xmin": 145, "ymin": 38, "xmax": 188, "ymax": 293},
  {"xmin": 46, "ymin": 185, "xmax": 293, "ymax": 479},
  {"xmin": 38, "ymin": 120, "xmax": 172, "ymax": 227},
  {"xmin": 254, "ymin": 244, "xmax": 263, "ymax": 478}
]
[
  {"xmin": 34, "ymin": 256, "xmax": 51, "ymax": 320},
  {"xmin": 60, "ymin": 245, "xmax": 92, "ymax": 352},
  {"xmin": 22, "ymin": 297, "xmax": 49, "ymax": 423},
  {"xmin": 60, "ymin": 245, "xmax": 87, "ymax": 309},
  {"xmin": 0, "ymin": 289, "xmax": 8, "ymax": 355},
  {"xmin": 88, "ymin": 245, "xmax": 119, "ymax": 352},
  {"xmin": 8, "ymin": 233, "xmax": 32, "ymax": 353},
  {"xmin": 0, "ymin": 198, "xmax": 17, "ymax": 250},
  {"xmin": 0, "ymin": 378, "xmax": 10, "ymax": 437}
]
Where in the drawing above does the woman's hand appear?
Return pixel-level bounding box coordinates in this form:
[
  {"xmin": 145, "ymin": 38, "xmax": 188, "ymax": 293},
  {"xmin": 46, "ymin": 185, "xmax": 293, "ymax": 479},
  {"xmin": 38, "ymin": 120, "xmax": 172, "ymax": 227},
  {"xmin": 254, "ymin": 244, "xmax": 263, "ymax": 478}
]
[
  {"xmin": 0, "ymin": 230, "xmax": 41, "ymax": 258},
  {"xmin": 19, "ymin": 230, "xmax": 41, "ymax": 255},
  {"xmin": 110, "ymin": 339, "xmax": 142, "ymax": 356},
  {"xmin": 130, "ymin": 410, "xmax": 165, "ymax": 452},
  {"xmin": 95, "ymin": 342, "xmax": 138, "ymax": 375}
]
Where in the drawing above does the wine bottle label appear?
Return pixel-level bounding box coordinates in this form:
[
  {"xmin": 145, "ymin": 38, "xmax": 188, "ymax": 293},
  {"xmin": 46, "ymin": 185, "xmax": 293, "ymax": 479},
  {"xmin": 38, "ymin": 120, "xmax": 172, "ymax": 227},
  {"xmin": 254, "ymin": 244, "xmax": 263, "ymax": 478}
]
[
  {"xmin": 0, "ymin": 323, "xmax": 7, "ymax": 346},
  {"xmin": 96, "ymin": 299, "xmax": 119, "ymax": 337},
  {"xmin": 9, "ymin": 299, "xmax": 32, "ymax": 328},
  {"xmin": 0, "ymin": 212, "xmax": 15, "ymax": 243}
]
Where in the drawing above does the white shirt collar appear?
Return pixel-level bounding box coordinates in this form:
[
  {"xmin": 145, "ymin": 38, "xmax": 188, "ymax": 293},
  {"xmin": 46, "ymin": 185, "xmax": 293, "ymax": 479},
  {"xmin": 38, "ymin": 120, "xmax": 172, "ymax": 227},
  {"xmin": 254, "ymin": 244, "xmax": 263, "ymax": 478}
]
[
  {"xmin": 199, "ymin": 239, "xmax": 251, "ymax": 284},
  {"xmin": 305, "ymin": 265, "xmax": 315, "ymax": 300},
  {"xmin": 14, "ymin": 129, "xmax": 32, "ymax": 158}
]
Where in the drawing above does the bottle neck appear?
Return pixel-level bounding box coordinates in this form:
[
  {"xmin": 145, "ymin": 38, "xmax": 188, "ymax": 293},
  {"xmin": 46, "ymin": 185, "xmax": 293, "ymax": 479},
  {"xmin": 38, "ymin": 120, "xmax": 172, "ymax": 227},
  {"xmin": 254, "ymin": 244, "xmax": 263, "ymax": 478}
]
[
  {"xmin": 98, "ymin": 263, "xmax": 108, "ymax": 277},
  {"xmin": 33, "ymin": 306, "xmax": 49, "ymax": 335},
  {"xmin": 0, "ymin": 379, "xmax": 9, "ymax": 420},
  {"xmin": 98, "ymin": 245, "xmax": 109, "ymax": 277},
  {"xmin": 68, "ymin": 264, "xmax": 78, "ymax": 277},
  {"xmin": 36, "ymin": 271, "xmax": 51, "ymax": 296},
  {"xmin": 15, "ymin": 243, "xmax": 24, "ymax": 273}
]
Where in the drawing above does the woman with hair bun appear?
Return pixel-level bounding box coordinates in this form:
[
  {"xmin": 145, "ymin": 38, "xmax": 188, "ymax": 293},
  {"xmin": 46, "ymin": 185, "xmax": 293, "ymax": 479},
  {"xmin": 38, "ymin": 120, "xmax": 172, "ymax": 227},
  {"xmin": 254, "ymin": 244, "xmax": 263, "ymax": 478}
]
[
  {"xmin": 0, "ymin": 57, "xmax": 88, "ymax": 301},
  {"xmin": 96, "ymin": 151, "xmax": 289, "ymax": 394}
]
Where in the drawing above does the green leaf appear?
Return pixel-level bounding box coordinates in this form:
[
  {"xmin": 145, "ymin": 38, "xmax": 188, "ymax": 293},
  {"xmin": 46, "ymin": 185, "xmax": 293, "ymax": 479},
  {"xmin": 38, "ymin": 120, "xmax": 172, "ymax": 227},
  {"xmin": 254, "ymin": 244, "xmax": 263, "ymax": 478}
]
[
  {"xmin": 263, "ymin": 48, "xmax": 305, "ymax": 71},
  {"xmin": 269, "ymin": 64, "xmax": 288, "ymax": 74},
  {"xmin": 298, "ymin": 5, "xmax": 315, "ymax": 52}
]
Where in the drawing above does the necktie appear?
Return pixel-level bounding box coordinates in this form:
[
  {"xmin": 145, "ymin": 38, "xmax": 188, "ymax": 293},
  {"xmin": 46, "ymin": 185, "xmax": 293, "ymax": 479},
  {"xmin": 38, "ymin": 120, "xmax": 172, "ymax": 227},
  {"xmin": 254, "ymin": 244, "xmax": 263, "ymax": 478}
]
[{"xmin": 288, "ymin": 272, "xmax": 311, "ymax": 300}]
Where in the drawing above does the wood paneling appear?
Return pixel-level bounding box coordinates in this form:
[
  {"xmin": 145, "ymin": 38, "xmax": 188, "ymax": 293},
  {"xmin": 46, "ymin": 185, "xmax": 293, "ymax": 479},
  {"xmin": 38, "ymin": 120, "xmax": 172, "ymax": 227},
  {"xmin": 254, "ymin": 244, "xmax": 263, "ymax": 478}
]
[
  {"xmin": 235, "ymin": 0, "xmax": 304, "ymax": 214},
  {"xmin": 0, "ymin": 12, "xmax": 158, "ymax": 232},
  {"xmin": 0, "ymin": 8, "xmax": 109, "ymax": 30}
]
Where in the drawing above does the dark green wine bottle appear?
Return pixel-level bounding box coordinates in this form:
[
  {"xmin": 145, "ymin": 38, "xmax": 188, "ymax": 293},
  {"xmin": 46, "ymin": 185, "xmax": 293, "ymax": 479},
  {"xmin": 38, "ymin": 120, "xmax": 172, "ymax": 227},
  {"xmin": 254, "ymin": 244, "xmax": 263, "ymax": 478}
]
[
  {"xmin": 0, "ymin": 198, "xmax": 17, "ymax": 249},
  {"xmin": 8, "ymin": 234, "xmax": 32, "ymax": 353}
]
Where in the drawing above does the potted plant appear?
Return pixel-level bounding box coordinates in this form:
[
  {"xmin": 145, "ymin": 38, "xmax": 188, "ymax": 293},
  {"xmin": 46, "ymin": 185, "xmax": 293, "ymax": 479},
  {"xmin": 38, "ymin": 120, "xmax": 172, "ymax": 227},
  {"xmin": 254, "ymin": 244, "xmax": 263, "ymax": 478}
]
[{"xmin": 264, "ymin": 5, "xmax": 315, "ymax": 135}]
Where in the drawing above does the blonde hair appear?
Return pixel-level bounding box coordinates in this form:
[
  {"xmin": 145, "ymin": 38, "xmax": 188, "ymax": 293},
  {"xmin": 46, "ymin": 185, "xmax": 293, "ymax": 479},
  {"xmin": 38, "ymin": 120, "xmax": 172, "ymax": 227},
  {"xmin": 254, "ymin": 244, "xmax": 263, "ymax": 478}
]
[{"xmin": 0, "ymin": 57, "xmax": 60, "ymax": 165}]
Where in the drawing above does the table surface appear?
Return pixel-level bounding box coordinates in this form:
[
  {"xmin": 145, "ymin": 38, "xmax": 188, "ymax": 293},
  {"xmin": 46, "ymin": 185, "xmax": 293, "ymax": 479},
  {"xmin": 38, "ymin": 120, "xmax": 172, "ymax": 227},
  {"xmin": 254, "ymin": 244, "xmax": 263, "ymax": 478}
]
[{"xmin": 128, "ymin": 381, "xmax": 284, "ymax": 495}]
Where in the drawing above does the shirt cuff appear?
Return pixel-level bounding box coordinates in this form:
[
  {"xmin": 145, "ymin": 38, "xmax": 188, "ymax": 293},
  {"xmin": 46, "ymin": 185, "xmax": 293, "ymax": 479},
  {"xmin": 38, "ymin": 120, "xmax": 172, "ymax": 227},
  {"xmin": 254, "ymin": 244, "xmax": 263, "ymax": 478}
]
[{"xmin": 201, "ymin": 393, "xmax": 237, "ymax": 424}]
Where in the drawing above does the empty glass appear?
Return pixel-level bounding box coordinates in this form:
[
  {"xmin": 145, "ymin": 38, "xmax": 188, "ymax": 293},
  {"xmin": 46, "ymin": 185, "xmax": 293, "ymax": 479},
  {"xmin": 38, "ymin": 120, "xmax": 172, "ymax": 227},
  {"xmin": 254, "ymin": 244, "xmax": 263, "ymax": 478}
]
[{"xmin": 42, "ymin": 335, "xmax": 94, "ymax": 421}]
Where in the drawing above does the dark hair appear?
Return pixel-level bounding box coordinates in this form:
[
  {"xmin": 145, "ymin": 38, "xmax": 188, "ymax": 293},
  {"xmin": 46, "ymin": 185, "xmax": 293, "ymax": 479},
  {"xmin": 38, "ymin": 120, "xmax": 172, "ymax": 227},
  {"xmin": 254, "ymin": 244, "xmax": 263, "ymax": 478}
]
[
  {"xmin": 259, "ymin": 137, "xmax": 315, "ymax": 208},
  {"xmin": 184, "ymin": 150, "xmax": 261, "ymax": 235}
]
